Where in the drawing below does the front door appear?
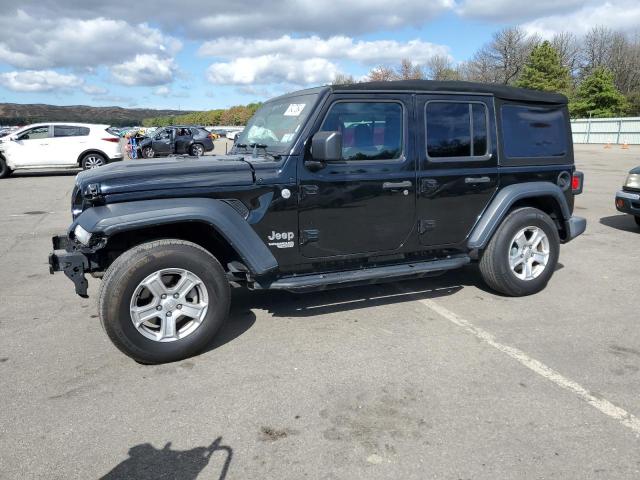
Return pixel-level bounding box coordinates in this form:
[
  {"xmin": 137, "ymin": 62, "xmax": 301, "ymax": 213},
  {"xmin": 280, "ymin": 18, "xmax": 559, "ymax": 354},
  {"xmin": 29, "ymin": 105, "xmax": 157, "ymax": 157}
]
[
  {"xmin": 153, "ymin": 128, "xmax": 175, "ymax": 155},
  {"xmin": 5, "ymin": 125, "xmax": 52, "ymax": 168},
  {"xmin": 298, "ymin": 95, "xmax": 416, "ymax": 259},
  {"xmin": 416, "ymin": 95, "xmax": 499, "ymax": 247}
]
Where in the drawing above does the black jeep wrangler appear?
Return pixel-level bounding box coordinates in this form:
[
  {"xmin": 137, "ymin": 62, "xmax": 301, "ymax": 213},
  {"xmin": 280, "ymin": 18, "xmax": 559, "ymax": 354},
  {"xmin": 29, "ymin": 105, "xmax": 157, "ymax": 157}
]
[{"xmin": 49, "ymin": 80, "xmax": 586, "ymax": 363}]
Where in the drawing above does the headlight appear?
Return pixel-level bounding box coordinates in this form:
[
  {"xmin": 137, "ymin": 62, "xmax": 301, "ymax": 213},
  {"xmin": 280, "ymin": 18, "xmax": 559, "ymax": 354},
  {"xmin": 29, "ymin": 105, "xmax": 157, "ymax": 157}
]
[
  {"xmin": 73, "ymin": 225, "xmax": 92, "ymax": 246},
  {"xmin": 625, "ymin": 173, "xmax": 640, "ymax": 189}
]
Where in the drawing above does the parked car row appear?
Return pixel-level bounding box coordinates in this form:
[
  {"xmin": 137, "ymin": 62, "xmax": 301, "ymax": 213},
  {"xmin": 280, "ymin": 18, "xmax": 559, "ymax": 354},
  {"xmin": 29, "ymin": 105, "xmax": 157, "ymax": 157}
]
[{"xmin": 0, "ymin": 123, "xmax": 121, "ymax": 178}]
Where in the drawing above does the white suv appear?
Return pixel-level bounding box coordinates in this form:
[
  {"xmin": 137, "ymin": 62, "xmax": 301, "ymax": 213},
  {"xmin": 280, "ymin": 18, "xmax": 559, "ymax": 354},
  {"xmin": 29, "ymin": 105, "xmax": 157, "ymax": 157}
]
[{"xmin": 0, "ymin": 123, "xmax": 122, "ymax": 178}]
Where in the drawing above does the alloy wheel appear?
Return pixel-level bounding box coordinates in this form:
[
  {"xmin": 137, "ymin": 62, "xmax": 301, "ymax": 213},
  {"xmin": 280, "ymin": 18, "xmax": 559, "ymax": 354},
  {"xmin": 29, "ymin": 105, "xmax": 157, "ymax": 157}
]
[
  {"xmin": 129, "ymin": 268, "xmax": 209, "ymax": 342},
  {"xmin": 508, "ymin": 226, "xmax": 550, "ymax": 281}
]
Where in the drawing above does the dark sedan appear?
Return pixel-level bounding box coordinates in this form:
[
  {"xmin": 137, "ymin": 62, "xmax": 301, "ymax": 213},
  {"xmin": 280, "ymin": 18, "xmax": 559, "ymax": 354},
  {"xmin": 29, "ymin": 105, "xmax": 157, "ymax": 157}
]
[
  {"xmin": 615, "ymin": 165, "xmax": 640, "ymax": 228},
  {"xmin": 138, "ymin": 126, "xmax": 215, "ymax": 158}
]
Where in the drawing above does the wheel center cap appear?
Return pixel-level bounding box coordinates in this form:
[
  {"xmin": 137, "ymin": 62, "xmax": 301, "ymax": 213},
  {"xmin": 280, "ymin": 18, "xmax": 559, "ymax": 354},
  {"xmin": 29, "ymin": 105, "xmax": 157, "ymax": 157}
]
[{"xmin": 162, "ymin": 298, "xmax": 178, "ymax": 310}]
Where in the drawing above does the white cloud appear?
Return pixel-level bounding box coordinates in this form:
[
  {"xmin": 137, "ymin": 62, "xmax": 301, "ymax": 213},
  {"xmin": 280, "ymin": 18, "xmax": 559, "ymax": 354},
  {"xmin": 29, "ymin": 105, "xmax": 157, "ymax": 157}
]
[
  {"xmin": 0, "ymin": 10, "xmax": 181, "ymax": 69},
  {"xmin": 521, "ymin": 1, "xmax": 640, "ymax": 38},
  {"xmin": 82, "ymin": 85, "xmax": 108, "ymax": 95},
  {"xmin": 455, "ymin": 0, "xmax": 586, "ymax": 22},
  {"xmin": 7, "ymin": 1, "xmax": 453, "ymax": 38},
  {"xmin": 207, "ymin": 55, "xmax": 339, "ymax": 86},
  {"xmin": 154, "ymin": 86, "xmax": 171, "ymax": 97},
  {"xmin": 111, "ymin": 55, "xmax": 177, "ymax": 86},
  {"xmin": 200, "ymin": 36, "xmax": 451, "ymax": 65},
  {"xmin": 0, "ymin": 70, "xmax": 83, "ymax": 92}
]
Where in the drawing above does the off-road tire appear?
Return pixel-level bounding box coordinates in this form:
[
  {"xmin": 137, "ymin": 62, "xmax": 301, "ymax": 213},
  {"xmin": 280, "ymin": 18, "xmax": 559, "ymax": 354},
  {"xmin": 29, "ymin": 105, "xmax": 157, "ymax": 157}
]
[
  {"xmin": 190, "ymin": 143, "xmax": 205, "ymax": 156},
  {"xmin": 0, "ymin": 155, "xmax": 12, "ymax": 178},
  {"xmin": 479, "ymin": 207, "xmax": 560, "ymax": 297},
  {"xmin": 142, "ymin": 146, "xmax": 155, "ymax": 158},
  {"xmin": 99, "ymin": 239, "xmax": 230, "ymax": 364}
]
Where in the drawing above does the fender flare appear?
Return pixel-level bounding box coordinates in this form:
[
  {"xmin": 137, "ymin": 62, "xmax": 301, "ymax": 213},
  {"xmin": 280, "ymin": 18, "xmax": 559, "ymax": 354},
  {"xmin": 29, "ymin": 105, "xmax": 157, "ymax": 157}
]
[
  {"xmin": 73, "ymin": 197, "xmax": 278, "ymax": 276},
  {"xmin": 467, "ymin": 182, "xmax": 571, "ymax": 249}
]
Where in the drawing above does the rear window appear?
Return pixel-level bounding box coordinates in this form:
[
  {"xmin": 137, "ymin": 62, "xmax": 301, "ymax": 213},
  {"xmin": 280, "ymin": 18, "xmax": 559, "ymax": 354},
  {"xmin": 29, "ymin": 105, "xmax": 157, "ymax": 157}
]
[
  {"xmin": 501, "ymin": 105, "xmax": 567, "ymax": 158},
  {"xmin": 54, "ymin": 126, "xmax": 90, "ymax": 137}
]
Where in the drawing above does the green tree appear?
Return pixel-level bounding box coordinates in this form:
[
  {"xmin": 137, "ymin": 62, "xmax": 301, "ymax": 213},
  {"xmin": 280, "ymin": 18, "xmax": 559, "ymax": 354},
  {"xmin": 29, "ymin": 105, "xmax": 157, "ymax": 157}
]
[
  {"xmin": 569, "ymin": 67, "xmax": 628, "ymax": 117},
  {"xmin": 516, "ymin": 41, "xmax": 570, "ymax": 93}
]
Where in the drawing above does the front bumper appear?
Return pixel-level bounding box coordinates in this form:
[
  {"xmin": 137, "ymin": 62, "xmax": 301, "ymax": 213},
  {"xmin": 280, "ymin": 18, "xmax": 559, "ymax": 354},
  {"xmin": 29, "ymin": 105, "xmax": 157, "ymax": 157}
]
[
  {"xmin": 48, "ymin": 235, "xmax": 89, "ymax": 298},
  {"xmin": 615, "ymin": 190, "xmax": 640, "ymax": 216}
]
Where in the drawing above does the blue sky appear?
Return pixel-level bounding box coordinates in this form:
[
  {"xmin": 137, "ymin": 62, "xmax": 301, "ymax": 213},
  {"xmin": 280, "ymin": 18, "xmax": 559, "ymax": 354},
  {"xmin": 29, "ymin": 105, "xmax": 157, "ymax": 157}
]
[{"xmin": 0, "ymin": 1, "xmax": 638, "ymax": 111}]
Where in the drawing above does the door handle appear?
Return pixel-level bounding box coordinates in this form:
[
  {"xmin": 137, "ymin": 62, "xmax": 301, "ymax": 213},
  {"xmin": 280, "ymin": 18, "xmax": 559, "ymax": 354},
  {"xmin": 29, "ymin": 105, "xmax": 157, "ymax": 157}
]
[
  {"xmin": 383, "ymin": 181, "xmax": 413, "ymax": 190},
  {"xmin": 464, "ymin": 176, "xmax": 491, "ymax": 184}
]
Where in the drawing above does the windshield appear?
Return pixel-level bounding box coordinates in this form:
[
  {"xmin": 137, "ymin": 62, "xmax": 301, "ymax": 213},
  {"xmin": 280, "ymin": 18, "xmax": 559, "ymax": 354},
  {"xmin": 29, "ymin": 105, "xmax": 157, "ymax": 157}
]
[{"xmin": 234, "ymin": 93, "xmax": 318, "ymax": 153}]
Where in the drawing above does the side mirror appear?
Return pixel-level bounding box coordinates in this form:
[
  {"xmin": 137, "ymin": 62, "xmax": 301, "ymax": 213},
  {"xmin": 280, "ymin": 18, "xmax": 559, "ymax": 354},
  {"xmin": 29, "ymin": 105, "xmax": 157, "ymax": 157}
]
[{"xmin": 311, "ymin": 131, "xmax": 342, "ymax": 162}]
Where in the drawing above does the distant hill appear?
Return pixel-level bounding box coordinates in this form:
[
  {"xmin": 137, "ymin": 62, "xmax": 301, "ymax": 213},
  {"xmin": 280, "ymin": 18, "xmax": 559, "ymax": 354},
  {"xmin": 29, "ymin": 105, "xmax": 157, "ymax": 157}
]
[{"xmin": 0, "ymin": 103, "xmax": 196, "ymax": 127}]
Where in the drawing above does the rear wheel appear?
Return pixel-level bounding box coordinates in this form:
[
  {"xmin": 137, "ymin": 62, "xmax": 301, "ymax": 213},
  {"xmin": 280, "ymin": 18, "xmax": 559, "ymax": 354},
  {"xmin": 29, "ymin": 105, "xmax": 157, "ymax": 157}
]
[
  {"xmin": 99, "ymin": 240, "xmax": 230, "ymax": 364},
  {"xmin": 634, "ymin": 216, "xmax": 640, "ymax": 227},
  {"xmin": 81, "ymin": 153, "xmax": 106, "ymax": 170},
  {"xmin": 142, "ymin": 146, "xmax": 155, "ymax": 158},
  {"xmin": 190, "ymin": 143, "xmax": 204, "ymax": 156},
  {"xmin": 479, "ymin": 207, "xmax": 560, "ymax": 296},
  {"xmin": 0, "ymin": 156, "xmax": 12, "ymax": 178}
]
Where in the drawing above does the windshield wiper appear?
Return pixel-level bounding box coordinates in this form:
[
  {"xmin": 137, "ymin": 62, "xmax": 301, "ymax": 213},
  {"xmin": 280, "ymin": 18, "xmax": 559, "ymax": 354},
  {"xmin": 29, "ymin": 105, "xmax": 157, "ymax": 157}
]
[{"xmin": 249, "ymin": 143, "xmax": 281, "ymax": 160}]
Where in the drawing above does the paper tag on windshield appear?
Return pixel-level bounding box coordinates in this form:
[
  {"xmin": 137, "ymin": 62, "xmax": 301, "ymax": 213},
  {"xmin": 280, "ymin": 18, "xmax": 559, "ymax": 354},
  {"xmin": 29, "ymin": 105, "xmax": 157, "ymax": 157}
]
[{"xmin": 284, "ymin": 104, "xmax": 305, "ymax": 116}]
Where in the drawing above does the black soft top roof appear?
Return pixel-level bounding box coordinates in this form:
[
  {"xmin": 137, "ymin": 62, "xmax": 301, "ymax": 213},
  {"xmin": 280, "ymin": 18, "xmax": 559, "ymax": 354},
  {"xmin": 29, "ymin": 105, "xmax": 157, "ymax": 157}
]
[{"xmin": 332, "ymin": 80, "xmax": 567, "ymax": 105}]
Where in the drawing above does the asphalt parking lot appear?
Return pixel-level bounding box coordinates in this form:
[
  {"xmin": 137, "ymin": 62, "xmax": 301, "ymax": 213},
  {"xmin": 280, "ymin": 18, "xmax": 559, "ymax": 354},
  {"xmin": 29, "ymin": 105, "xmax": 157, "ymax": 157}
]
[{"xmin": 1, "ymin": 144, "xmax": 639, "ymax": 479}]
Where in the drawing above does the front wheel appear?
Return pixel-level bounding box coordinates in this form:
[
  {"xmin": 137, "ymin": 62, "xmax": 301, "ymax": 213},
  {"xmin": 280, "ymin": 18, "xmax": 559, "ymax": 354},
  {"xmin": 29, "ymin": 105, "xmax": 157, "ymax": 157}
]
[
  {"xmin": 479, "ymin": 207, "xmax": 560, "ymax": 296},
  {"xmin": 141, "ymin": 146, "xmax": 155, "ymax": 158},
  {"xmin": 99, "ymin": 240, "xmax": 230, "ymax": 363},
  {"xmin": 190, "ymin": 143, "xmax": 204, "ymax": 156},
  {"xmin": 634, "ymin": 216, "xmax": 640, "ymax": 227}
]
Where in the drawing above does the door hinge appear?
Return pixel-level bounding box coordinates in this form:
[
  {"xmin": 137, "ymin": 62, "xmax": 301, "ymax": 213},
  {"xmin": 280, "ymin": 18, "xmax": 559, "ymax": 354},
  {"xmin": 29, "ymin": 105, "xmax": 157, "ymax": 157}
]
[
  {"xmin": 418, "ymin": 220, "xmax": 436, "ymax": 234},
  {"xmin": 300, "ymin": 229, "xmax": 320, "ymax": 245}
]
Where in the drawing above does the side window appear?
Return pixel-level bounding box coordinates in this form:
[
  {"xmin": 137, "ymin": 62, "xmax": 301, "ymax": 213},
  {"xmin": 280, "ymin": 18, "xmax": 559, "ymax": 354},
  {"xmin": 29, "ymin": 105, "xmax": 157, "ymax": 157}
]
[
  {"xmin": 54, "ymin": 126, "xmax": 90, "ymax": 137},
  {"xmin": 17, "ymin": 126, "xmax": 49, "ymax": 141},
  {"xmin": 426, "ymin": 102, "xmax": 488, "ymax": 159},
  {"xmin": 501, "ymin": 105, "xmax": 567, "ymax": 158},
  {"xmin": 320, "ymin": 102, "xmax": 403, "ymax": 161}
]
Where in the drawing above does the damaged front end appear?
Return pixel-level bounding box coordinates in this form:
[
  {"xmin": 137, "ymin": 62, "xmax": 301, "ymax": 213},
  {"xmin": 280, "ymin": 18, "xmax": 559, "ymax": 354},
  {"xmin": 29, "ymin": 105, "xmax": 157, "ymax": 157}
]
[{"xmin": 49, "ymin": 213, "xmax": 107, "ymax": 298}]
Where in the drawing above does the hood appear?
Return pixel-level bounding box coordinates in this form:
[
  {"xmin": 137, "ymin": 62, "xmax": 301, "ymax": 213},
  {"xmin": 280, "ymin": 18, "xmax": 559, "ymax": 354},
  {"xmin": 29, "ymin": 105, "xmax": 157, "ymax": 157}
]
[{"xmin": 76, "ymin": 155, "xmax": 255, "ymax": 196}]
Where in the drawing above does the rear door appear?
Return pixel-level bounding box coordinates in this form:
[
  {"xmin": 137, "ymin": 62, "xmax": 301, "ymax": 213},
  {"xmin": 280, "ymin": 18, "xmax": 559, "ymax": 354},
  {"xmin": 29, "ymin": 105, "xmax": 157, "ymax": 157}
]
[
  {"xmin": 298, "ymin": 94, "xmax": 416, "ymax": 258},
  {"xmin": 50, "ymin": 125, "xmax": 91, "ymax": 165},
  {"xmin": 416, "ymin": 95, "xmax": 498, "ymax": 247},
  {"xmin": 175, "ymin": 128, "xmax": 192, "ymax": 154}
]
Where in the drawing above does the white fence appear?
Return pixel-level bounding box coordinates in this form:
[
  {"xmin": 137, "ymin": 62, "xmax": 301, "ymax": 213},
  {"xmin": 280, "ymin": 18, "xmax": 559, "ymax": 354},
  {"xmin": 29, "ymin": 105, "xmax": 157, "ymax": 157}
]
[{"xmin": 571, "ymin": 117, "xmax": 640, "ymax": 144}]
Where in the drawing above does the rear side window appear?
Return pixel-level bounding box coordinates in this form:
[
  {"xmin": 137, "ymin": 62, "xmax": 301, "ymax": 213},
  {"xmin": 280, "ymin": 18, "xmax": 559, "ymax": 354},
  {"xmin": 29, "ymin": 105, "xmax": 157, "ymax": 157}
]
[
  {"xmin": 426, "ymin": 102, "xmax": 488, "ymax": 159},
  {"xmin": 501, "ymin": 105, "xmax": 567, "ymax": 158},
  {"xmin": 320, "ymin": 101, "xmax": 403, "ymax": 161},
  {"xmin": 54, "ymin": 126, "xmax": 90, "ymax": 137}
]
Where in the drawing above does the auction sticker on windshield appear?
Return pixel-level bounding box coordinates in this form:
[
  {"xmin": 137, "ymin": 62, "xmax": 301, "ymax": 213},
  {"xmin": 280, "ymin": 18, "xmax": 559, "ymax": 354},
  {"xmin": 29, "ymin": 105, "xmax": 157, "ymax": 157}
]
[{"xmin": 284, "ymin": 104, "xmax": 306, "ymax": 116}]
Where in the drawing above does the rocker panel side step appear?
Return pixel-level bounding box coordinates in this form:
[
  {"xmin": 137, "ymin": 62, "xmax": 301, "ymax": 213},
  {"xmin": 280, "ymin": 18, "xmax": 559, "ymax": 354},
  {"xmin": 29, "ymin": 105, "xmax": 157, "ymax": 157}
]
[{"xmin": 261, "ymin": 255, "xmax": 470, "ymax": 291}]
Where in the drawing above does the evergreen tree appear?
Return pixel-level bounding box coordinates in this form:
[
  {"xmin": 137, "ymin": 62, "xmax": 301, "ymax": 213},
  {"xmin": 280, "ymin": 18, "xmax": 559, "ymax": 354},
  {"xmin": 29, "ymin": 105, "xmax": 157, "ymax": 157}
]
[
  {"xmin": 570, "ymin": 67, "xmax": 628, "ymax": 117},
  {"xmin": 516, "ymin": 41, "xmax": 570, "ymax": 93}
]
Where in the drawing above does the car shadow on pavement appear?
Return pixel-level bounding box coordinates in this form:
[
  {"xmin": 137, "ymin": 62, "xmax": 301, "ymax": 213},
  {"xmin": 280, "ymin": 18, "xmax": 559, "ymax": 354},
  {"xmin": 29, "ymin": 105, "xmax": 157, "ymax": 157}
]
[
  {"xmin": 600, "ymin": 214, "xmax": 639, "ymax": 233},
  {"xmin": 99, "ymin": 437, "xmax": 232, "ymax": 480},
  {"xmin": 10, "ymin": 169, "xmax": 79, "ymax": 178},
  {"xmin": 202, "ymin": 309, "xmax": 257, "ymax": 354},
  {"xmin": 230, "ymin": 265, "xmax": 498, "ymax": 319}
]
